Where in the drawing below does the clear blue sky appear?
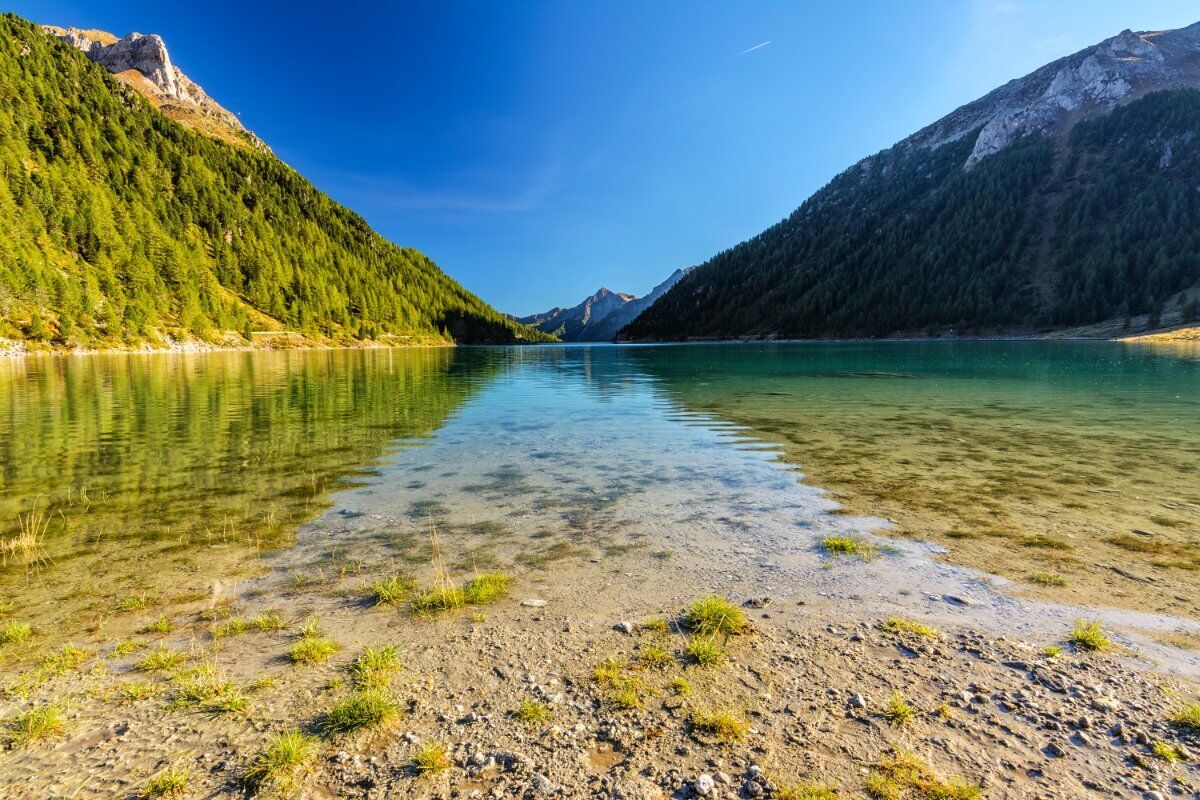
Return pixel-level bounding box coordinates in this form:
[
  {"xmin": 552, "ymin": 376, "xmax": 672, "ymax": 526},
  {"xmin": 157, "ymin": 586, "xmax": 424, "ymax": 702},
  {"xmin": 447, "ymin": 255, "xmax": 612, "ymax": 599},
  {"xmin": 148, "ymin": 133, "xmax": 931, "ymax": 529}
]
[{"xmin": 9, "ymin": 1, "xmax": 1200, "ymax": 315}]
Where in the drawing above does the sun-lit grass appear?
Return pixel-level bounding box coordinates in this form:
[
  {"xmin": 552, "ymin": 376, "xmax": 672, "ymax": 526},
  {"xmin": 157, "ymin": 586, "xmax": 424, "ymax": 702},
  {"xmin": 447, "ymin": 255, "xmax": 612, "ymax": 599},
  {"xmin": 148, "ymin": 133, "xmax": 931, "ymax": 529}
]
[
  {"xmin": 0, "ymin": 620, "xmax": 33, "ymax": 645},
  {"xmin": 139, "ymin": 765, "xmax": 192, "ymax": 798},
  {"xmin": 412, "ymin": 740, "xmax": 451, "ymax": 776},
  {"xmin": 1027, "ymin": 572, "xmax": 1067, "ymax": 587},
  {"xmin": 774, "ymin": 782, "xmax": 839, "ymax": 800},
  {"xmin": 118, "ymin": 594, "xmax": 158, "ymax": 612},
  {"xmin": 683, "ymin": 595, "xmax": 747, "ymax": 637},
  {"xmin": 409, "ymin": 572, "xmax": 512, "ymax": 615},
  {"xmin": 641, "ymin": 617, "xmax": 670, "ymax": 634},
  {"xmin": 137, "ymin": 615, "xmax": 174, "ymax": 635},
  {"xmin": 320, "ymin": 689, "xmax": 401, "ymax": 735},
  {"xmin": 670, "ymin": 676, "xmax": 692, "ymax": 696},
  {"xmin": 514, "ymin": 699, "xmax": 552, "ymax": 725},
  {"xmin": 39, "ymin": 643, "xmax": 91, "ymax": 675},
  {"xmin": 882, "ymin": 691, "xmax": 916, "ymax": 726},
  {"xmin": 821, "ymin": 535, "xmax": 877, "ymax": 558},
  {"xmin": 1041, "ymin": 644, "xmax": 1062, "ymax": 658},
  {"xmin": 1151, "ymin": 740, "xmax": 1183, "ymax": 763},
  {"xmin": 865, "ymin": 750, "xmax": 981, "ymax": 800},
  {"xmin": 111, "ymin": 639, "xmax": 148, "ymax": 657},
  {"xmin": 690, "ymin": 708, "xmax": 748, "ymax": 742},
  {"xmin": 350, "ymin": 645, "xmax": 403, "ymax": 689},
  {"xmin": 637, "ymin": 643, "xmax": 673, "ymax": 670},
  {"xmin": 120, "ymin": 681, "xmax": 158, "ymax": 703},
  {"xmin": 136, "ymin": 646, "xmax": 187, "ymax": 673},
  {"xmin": 289, "ymin": 636, "xmax": 339, "ymax": 665},
  {"xmin": 878, "ymin": 616, "xmax": 940, "ymax": 639},
  {"xmin": 1170, "ymin": 702, "xmax": 1200, "ymax": 732},
  {"xmin": 244, "ymin": 730, "xmax": 320, "ymax": 794},
  {"xmin": 369, "ymin": 574, "xmax": 416, "ymax": 606},
  {"xmin": 1068, "ymin": 620, "xmax": 1111, "ymax": 652},
  {"xmin": 684, "ymin": 636, "xmax": 725, "ymax": 667},
  {"xmin": 4, "ymin": 704, "xmax": 66, "ymax": 746}
]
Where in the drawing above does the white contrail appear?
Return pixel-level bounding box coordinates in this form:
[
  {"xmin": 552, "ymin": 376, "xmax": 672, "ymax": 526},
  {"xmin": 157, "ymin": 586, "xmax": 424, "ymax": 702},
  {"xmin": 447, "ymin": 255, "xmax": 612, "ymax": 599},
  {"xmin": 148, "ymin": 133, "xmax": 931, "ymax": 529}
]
[{"xmin": 732, "ymin": 40, "xmax": 771, "ymax": 57}]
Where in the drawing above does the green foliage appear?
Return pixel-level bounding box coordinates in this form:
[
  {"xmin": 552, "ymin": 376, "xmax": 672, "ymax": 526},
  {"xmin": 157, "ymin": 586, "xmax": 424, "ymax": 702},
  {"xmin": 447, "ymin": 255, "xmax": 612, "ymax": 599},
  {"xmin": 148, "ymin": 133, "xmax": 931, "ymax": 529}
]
[
  {"xmin": 682, "ymin": 595, "xmax": 747, "ymax": 637},
  {"xmin": 0, "ymin": 15, "xmax": 553, "ymax": 347},
  {"xmin": 1068, "ymin": 620, "xmax": 1111, "ymax": 652},
  {"xmin": 319, "ymin": 688, "xmax": 401, "ymax": 735},
  {"xmin": 624, "ymin": 90, "xmax": 1200, "ymax": 340},
  {"xmin": 244, "ymin": 730, "xmax": 319, "ymax": 794}
]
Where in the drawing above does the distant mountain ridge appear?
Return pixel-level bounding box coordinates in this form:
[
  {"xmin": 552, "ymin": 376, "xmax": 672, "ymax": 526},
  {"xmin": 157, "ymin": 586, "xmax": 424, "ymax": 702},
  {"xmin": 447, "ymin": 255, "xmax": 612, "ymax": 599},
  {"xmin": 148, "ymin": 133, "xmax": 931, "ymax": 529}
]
[
  {"xmin": 622, "ymin": 21, "xmax": 1200, "ymax": 341},
  {"xmin": 519, "ymin": 268, "xmax": 693, "ymax": 341}
]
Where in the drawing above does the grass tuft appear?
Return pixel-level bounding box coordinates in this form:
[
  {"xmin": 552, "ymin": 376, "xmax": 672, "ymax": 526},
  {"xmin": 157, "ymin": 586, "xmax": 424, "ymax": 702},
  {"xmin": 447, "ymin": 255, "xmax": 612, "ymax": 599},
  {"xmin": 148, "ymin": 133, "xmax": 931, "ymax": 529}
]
[
  {"xmin": 822, "ymin": 535, "xmax": 877, "ymax": 558},
  {"xmin": 514, "ymin": 699, "xmax": 552, "ymax": 725},
  {"xmin": 244, "ymin": 730, "xmax": 319, "ymax": 794},
  {"xmin": 0, "ymin": 620, "xmax": 33, "ymax": 645},
  {"xmin": 877, "ymin": 616, "xmax": 939, "ymax": 639},
  {"xmin": 39, "ymin": 643, "xmax": 92, "ymax": 675},
  {"xmin": 1151, "ymin": 740, "xmax": 1183, "ymax": 763},
  {"xmin": 409, "ymin": 572, "xmax": 512, "ymax": 615},
  {"xmin": 775, "ymin": 782, "xmax": 839, "ymax": 800},
  {"xmin": 882, "ymin": 691, "xmax": 916, "ymax": 726},
  {"xmin": 289, "ymin": 636, "xmax": 339, "ymax": 665},
  {"xmin": 136, "ymin": 646, "xmax": 187, "ymax": 673},
  {"xmin": 5, "ymin": 704, "xmax": 66, "ymax": 746},
  {"xmin": 139, "ymin": 765, "xmax": 192, "ymax": 798},
  {"xmin": 320, "ymin": 689, "xmax": 401, "ymax": 735},
  {"xmin": 866, "ymin": 750, "xmax": 981, "ymax": 800},
  {"xmin": 1170, "ymin": 702, "xmax": 1200, "ymax": 732},
  {"xmin": 350, "ymin": 645, "xmax": 403, "ymax": 689},
  {"xmin": 684, "ymin": 636, "xmax": 725, "ymax": 667},
  {"xmin": 683, "ymin": 595, "xmax": 747, "ymax": 637},
  {"xmin": 137, "ymin": 616, "xmax": 174, "ymax": 635},
  {"xmin": 637, "ymin": 643, "xmax": 674, "ymax": 670},
  {"xmin": 690, "ymin": 708, "xmax": 748, "ymax": 742},
  {"xmin": 1026, "ymin": 571, "xmax": 1067, "ymax": 587},
  {"xmin": 1041, "ymin": 644, "xmax": 1062, "ymax": 658},
  {"xmin": 669, "ymin": 676, "xmax": 692, "ymax": 696},
  {"xmin": 1068, "ymin": 620, "xmax": 1111, "ymax": 652},
  {"xmin": 369, "ymin": 574, "xmax": 416, "ymax": 606},
  {"xmin": 412, "ymin": 740, "xmax": 451, "ymax": 776}
]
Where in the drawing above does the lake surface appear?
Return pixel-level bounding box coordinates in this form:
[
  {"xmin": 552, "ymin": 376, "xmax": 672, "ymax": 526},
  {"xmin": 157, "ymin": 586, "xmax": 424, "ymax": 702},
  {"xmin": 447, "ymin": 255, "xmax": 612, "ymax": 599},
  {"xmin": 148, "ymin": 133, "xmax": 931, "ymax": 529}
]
[{"xmin": 2, "ymin": 342, "xmax": 1199, "ymax": 647}]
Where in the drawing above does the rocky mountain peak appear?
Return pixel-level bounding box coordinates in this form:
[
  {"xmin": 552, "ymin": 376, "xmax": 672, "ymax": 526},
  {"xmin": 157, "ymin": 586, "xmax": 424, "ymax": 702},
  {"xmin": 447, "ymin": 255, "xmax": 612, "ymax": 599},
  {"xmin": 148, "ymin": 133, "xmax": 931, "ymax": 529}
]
[
  {"xmin": 901, "ymin": 20, "xmax": 1200, "ymax": 168},
  {"xmin": 42, "ymin": 25, "xmax": 265, "ymax": 151}
]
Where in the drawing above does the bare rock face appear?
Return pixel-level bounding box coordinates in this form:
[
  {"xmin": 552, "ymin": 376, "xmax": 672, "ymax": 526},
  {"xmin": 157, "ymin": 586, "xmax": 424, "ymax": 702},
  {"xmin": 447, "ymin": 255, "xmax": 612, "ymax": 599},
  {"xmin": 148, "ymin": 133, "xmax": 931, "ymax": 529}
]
[
  {"xmin": 43, "ymin": 25, "xmax": 265, "ymax": 150},
  {"xmin": 902, "ymin": 21, "xmax": 1200, "ymax": 168}
]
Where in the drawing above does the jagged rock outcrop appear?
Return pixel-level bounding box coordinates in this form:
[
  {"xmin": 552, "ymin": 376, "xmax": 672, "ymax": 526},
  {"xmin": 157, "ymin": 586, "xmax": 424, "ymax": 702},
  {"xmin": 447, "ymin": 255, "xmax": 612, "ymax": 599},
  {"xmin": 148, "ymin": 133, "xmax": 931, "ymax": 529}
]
[
  {"xmin": 42, "ymin": 25, "xmax": 265, "ymax": 150},
  {"xmin": 901, "ymin": 22, "xmax": 1200, "ymax": 167},
  {"xmin": 518, "ymin": 268, "xmax": 694, "ymax": 342}
]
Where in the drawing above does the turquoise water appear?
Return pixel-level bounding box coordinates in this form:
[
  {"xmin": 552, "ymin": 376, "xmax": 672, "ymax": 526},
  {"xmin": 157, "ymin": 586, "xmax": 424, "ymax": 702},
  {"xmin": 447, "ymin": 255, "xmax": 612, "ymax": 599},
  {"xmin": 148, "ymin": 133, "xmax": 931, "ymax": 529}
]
[{"xmin": 2, "ymin": 342, "xmax": 1199, "ymax": 638}]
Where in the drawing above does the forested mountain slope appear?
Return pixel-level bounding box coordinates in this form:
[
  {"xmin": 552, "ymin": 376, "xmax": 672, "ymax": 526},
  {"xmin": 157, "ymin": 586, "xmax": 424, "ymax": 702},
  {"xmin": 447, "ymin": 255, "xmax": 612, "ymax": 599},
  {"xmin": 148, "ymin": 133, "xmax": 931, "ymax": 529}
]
[
  {"xmin": 622, "ymin": 23, "xmax": 1200, "ymax": 341},
  {"xmin": 0, "ymin": 14, "xmax": 552, "ymax": 348}
]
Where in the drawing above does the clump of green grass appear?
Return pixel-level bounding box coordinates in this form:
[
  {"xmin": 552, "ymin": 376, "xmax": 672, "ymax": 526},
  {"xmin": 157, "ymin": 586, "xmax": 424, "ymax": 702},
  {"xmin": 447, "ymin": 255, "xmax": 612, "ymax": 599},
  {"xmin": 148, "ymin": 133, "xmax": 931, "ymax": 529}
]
[
  {"xmin": 244, "ymin": 730, "xmax": 319, "ymax": 794},
  {"xmin": 641, "ymin": 617, "xmax": 670, "ymax": 634},
  {"xmin": 514, "ymin": 699, "xmax": 552, "ymax": 725},
  {"xmin": 1151, "ymin": 740, "xmax": 1183, "ymax": 763},
  {"xmin": 0, "ymin": 620, "xmax": 33, "ymax": 645},
  {"xmin": 212, "ymin": 611, "xmax": 285, "ymax": 638},
  {"xmin": 139, "ymin": 765, "xmax": 192, "ymax": 798},
  {"xmin": 118, "ymin": 594, "xmax": 158, "ymax": 612},
  {"xmin": 775, "ymin": 782, "xmax": 839, "ymax": 800},
  {"xmin": 120, "ymin": 681, "xmax": 158, "ymax": 703},
  {"xmin": 1170, "ymin": 702, "xmax": 1200, "ymax": 732},
  {"xmin": 669, "ymin": 676, "xmax": 692, "ymax": 696},
  {"xmin": 821, "ymin": 535, "xmax": 877, "ymax": 558},
  {"xmin": 592, "ymin": 656, "xmax": 645, "ymax": 710},
  {"xmin": 320, "ymin": 689, "xmax": 401, "ymax": 735},
  {"xmin": 684, "ymin": 636, "xmax": 725, "ymax": 667},
  {"xmin": 369, "ymin": 574, "xmax": 416, "ymax": 606},
  {"xmin": 412, "ymin": 740, "xmax": 451, "ymax": 776},
  {"xmin": 137, "ymin": 616, "xmax": 174, "ymax": 635},
  {"xmin": 409, "ymin": 572, "xmax": 513, "ymax": 615},
  {"xmin": 1021, "ymin": 535, "xmax": 1073, "ymax": 551},
  {"xmin": 4, "ymin": 704, "xmax": 66, "ymax": 746},
  {"xmin": 865, "ymin": 750, "xmax": 981, "ymax": 800},
  {"xmin": 111, "ymin": 639, "xmax": 148, "ymax": 657},
  {"xmin": 350, "ymin": 645, "xmax": 403, "ymax": 689},
  {"xmin": 1027, "ymin": 572, "xmax": 1068, "ymax": 587},
  {"xmin": 136, "ymin": 646, "xmax": 187, "ymax": 673},
  {"xmin": 637, "ymin": 643, "xmax": 673, "ymax": 670},
  {"xmin": 39, "ymin": 643, "xmax": 91, "ymax": 675},
  {"xmin": 683, "ymin": 595, "xmax": 747, "ymax": 637},
  {"xmin": 882, "ymin": 691, "xmax": 916, "ymax": 726},
  {"xmin": 1068, "ymin": 620, "xmax": 1111, "ymax": 652},
  {"xmin": 1041, "ymin": 644, "xmax": 1062, "ymax": 658},
  {"xmin": 289, "ymin": 636, "xmax": 339, "ymax": 665},
  {"xmin": 690, "ymin": 708, "xmax": 748, "ymax": 742},
  {"xmin": 877, "ymin": 616, "xmax": 940, "ymax": 639}
]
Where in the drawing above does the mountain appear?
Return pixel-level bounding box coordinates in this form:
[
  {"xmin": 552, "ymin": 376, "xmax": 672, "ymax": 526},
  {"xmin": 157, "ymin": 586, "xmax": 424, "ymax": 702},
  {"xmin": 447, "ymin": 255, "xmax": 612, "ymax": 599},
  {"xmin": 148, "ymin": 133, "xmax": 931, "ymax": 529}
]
[
  {"xmin": 622, "ymin": 22, "xmax": 1200, "ymax": 341},
  {"xmin": 0, "ymin": 14, "xmax": 553, "ymax": 349},
  {"xmin": 42, "ymin": 25, "xmax": 264, "ymax": 151},
  {"xmin": 519, "ymin": 268, "xmax": 692, "ymax": 342}
]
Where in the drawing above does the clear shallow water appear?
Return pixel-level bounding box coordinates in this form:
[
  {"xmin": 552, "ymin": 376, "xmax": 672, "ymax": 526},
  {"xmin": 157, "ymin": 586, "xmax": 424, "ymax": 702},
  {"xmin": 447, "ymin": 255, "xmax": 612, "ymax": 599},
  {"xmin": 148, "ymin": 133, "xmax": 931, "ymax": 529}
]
[{"xmin": 2, "ymin": 342, "xmax": 1199, "ymax": 651}]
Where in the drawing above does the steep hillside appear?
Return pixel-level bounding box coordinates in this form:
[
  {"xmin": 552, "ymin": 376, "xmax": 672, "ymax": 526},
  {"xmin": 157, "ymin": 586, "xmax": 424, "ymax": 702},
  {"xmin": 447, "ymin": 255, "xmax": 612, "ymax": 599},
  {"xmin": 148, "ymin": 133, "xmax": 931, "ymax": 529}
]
[
  {"xmin": 623, "ymin": 23, "xmax": 1200, "ymax": 341},
  {"xmin": 0, "ymin": 15, "xmax": 552, "ymax": 348},
  {"xmin": 519, "ymin": 268, "xmax": 692, "ymax": 342}
]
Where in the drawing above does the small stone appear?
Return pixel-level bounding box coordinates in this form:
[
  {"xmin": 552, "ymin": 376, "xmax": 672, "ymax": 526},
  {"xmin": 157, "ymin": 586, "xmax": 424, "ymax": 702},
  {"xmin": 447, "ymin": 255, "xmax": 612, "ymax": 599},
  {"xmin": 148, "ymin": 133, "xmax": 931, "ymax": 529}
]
[
  {"xmin": 1046, "ymin": 741, "xmax": 1067, "ymax": 758},
  {"xmin": 849, "ymin": 693, "xmax": 867, "ymax": 708},
  {"xmin": 521, "ymin": 599, "xmax": 548, "ymax": 607},
  {"xmin": 615, "ymin": 621, "xmax": 636, "ymax": 635},
  {"xmin": 694, "ymin": 774, "xmax": 715, "ymax": 796}
]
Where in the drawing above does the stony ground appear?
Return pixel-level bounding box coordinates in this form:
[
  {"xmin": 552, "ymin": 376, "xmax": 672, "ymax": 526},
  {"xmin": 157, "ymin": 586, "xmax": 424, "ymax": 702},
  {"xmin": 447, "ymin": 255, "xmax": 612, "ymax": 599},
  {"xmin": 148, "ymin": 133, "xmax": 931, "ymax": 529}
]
[{"xmin": 3, "ymin": 542, "xmax": 1199, "ymax": 800}]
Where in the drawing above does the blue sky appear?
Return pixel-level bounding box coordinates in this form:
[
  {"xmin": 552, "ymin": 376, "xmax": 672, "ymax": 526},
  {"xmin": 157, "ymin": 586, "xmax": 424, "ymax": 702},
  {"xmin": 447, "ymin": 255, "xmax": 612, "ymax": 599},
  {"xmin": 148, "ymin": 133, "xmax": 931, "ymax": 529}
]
[{"xmin": 10, "ymin": 1, "xmax": 1200, "ymax": 314}]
